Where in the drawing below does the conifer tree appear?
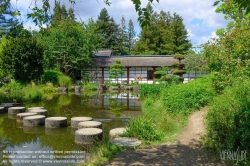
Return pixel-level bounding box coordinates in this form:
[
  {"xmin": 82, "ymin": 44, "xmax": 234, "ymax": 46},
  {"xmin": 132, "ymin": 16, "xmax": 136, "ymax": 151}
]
[
  {"xmin": 170, "ymin": 13, "xmax": 192, "ymax": 54},
  {"xmin": 128, "ymin": 19, "xmax": 136, "ymax": 53}
]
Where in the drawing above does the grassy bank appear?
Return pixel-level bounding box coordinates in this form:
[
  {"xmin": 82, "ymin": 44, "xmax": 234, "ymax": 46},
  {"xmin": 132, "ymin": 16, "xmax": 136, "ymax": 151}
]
[
  {"xmin": 203, "ymin": 78, "xmax": 250, "ymax": 166},
  {"xmin": 84, "ymin": 74, "xmax": 217, "ymax": 165}
]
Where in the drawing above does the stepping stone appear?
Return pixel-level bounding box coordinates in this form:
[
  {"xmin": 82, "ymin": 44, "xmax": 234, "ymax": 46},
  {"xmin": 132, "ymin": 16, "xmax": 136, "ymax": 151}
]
[
  {"xmin": 8, "ymin": 107, "xmax": 26, "ymax": 114},
  {"xmin": 0, "ymin": 105, "xmax": 13, "ymax": 113},
  {"xmin": 23, "ymin": 115, "xmax": 46, "ymax": 127},
  {"xmin": 71, "ymin": 117, "xmax": 92, "ymax": 128},
  {"xmin": 110, "ymin": 137, "xmax": 142, "ymax": 147},
  {"xmin": 75, "ymin": 128, "xmax": 103, "ymax": 144},
  {"xmin": 0, "ymin": 107, "xmax": 4, "ymax": 113},
  {"xmin": 27, "ymin": 107, "xmax": 44, "ymax": 111},
  {"xmin": 109, "ymin": 127, "xmax": 126, "ymax": 139},
  {"xmin": 29, "ymin": 109, "xmax": 48, "ymax": 116},
  {"xmin": 45, "ymin": 117, "xmax": 67, "ymax": 128},
  {"xmin": 17, "ymin": 112, "xmax": 37, "ymax": 122},
  {"xmin": 78, "ymin": 121, "xmax": 102, "ymax": 129}
]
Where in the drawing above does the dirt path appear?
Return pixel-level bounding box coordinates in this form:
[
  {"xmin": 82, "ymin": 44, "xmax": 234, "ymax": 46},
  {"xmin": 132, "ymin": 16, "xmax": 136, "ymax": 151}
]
[{"xmin": 105, "ymin": 107, "xmax": 231, "ymax": 166}]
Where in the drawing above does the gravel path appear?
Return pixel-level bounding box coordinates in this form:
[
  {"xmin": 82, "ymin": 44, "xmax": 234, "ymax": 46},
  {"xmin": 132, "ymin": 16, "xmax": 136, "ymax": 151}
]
[{"xmin": 105, "ymin": 107, "xmax": 232, "ymax": 166}]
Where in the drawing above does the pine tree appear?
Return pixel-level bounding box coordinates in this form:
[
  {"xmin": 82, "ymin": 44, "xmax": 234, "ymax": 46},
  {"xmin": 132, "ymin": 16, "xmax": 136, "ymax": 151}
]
[
  {"xmin": 128, "ymin": 19, "xmax": 136, "ymax": 53},
  {"xmin": 0, "ymin": 0, "xmax": 18, "ymax": 37},
  {"xmin": 118, "ymin": 15, "xmax": 129, "ymax": 55},
  {"xmin": 170, "ymin": 13, "xmax": 192, "ymax": 54},
  {"xmin": 96, "ymin": 8, "xmax": 121, "ymax": 55}
]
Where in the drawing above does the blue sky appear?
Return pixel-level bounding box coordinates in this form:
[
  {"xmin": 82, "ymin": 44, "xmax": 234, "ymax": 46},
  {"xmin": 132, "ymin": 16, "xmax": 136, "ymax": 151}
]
[{"xmin": 10, "ymin": 0, "xmax": 229, "ymax": 47}]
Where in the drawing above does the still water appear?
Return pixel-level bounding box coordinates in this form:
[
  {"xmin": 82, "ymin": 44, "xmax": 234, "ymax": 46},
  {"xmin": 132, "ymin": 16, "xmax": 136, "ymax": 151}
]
[{"xmin": 0, "ymin": 91, "xmax": 141, "ymax": 165}]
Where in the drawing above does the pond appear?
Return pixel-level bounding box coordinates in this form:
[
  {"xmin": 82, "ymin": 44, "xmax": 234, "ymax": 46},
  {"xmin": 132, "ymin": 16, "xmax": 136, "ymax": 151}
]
[{"xmin": 0, "ymin": 91, "xmax": 141, "ymax": 165}]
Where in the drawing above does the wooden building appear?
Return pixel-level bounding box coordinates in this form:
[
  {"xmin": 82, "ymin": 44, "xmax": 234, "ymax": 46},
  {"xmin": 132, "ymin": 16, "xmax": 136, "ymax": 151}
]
[{"xmin": 82, "ymin": 51, "xmax": 207, "ymax": 84}]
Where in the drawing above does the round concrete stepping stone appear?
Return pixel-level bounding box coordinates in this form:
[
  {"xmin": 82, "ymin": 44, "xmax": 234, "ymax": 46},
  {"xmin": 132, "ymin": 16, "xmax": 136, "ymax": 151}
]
[
  {"xmin": 17, "ymin": 112, "xmax": 37, "ymax": 122},
  {"xmin": 78, "ymin": 121, "xmax": 102, "ymax": 129},
  {"xmin": 71, "ymin": 117, "xmax": 92, "ymax": 128},
  {"xmin": 0, "ymin": 107, "xmax": 4, "ymax": 113},
  {"xmin": 29, "ymin": 109, "xmax": 48, "ymax": 116},
  {"xmin": 27, "ymin": 107, "xmax": 44, "ymax": 111},
  {"xmin": 109, "ymin": 127, "xmax": 126, "ymax": 139},
  {"xmin": 0, "ymin": 105, "xmax": 13, "ymax": 112},
  {"xmin": 8, "ymin": 107, "xmax": 25, "ymax": 114},
  {"xmin": 23, "ymin": 115, "xmax": 46, "ymax": 127},
  {"xmin": 110, "ymin": 137, "xmax": 142, "ymax": 147},
  {"xmin": 45, "ymin": 128, "xmax": 67, "ymax": 135},
  {"xmin": 23, "ymin": 126, "xmax": 44, "ymax": 134},
  {"xmin": 75, "ymin": 128, "xmax": 103, "ymax": 144},
  {"xmin": 45, "ymin": 117, "xmax": 67, "ymax": 128}
]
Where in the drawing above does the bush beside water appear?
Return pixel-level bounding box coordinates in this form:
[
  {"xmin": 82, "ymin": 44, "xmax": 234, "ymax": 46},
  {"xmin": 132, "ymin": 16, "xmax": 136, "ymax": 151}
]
[{"xmin": 203, "ymin": 78, "xmax": 250, "ymax": 165}]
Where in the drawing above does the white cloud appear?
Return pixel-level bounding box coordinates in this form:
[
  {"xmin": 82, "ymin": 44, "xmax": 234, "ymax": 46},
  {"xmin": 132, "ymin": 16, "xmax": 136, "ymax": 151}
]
[{"xmin": 9, "ymin": 0, "xmax": 229, "ymax": 46}]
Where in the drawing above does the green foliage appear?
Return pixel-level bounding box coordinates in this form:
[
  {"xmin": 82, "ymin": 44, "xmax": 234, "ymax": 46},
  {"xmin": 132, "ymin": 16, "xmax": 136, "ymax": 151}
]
[
  {"xmin": 58, "ymin": 75, "xmax": 71, "ymax": 87},
  {"xmin": 161, "ymin": 75, "xmax": 216, "ymax": 114},
  {"xmin": 140, "ymin": 83, "xmax": 168, "ymax": 98},
  {"xmin": 42, "ymin": 70, "xmax": 63, "ymax": 85},
  {"xmin": 108, "ymin": 60, "xmax": 125, "ymax": 83},
  {"xmin": 184, "ymin": 50, "xmax": 208, "ymax": 73},
  {"xmin": 204, "ymin": 79, "xmax": 250, "ymax": 160},
  {"xmin": 37, "ymin": 18, "xmax": 99, "ymax": 77},
  {"xmin": 23, "ymin": 85, "xmax": 42, "ymax": 102},
  {"xmin": 83, "ymin": 83, "xmax": 97, "ymax": 90},
  {"xmin": 133, "ymin": 8, "xmax": 192, "ymax": 55},
  {"xmin": 0, "ymin": 37, "xmax": 44, "ymax": 83},
  {"xmin": 124, "ymin": 116, "xmax": 165, "ymax": 142},
  {"xmin": 1, "ymin": 81, "xmax": 22, "ymax": 92}
]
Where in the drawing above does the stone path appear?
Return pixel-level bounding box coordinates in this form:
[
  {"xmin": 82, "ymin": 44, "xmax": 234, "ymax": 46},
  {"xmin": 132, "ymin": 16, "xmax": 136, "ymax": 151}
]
[{"xmin": 105, "ymin": 107, "xmax": 232, "ymax": 166}]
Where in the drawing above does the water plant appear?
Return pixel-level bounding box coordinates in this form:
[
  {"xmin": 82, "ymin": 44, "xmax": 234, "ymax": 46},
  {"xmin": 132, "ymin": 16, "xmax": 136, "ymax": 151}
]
[{"xmin": 58, "ymin": 75, "xmax": 71, "ymax": 87}]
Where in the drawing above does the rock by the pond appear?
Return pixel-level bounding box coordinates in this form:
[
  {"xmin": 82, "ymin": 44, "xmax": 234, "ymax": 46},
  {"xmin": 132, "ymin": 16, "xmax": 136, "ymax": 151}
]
[
  {"xmin": 109, "ymin": 127, "xmax": 126, "ymax": 139},
  {"xmin": 75, "ymin": 128, "xmax": 103, "ymax": 144},
  {"xmin": 71, "ymin": 117, "xmax": 92, "ymax": 128},
  {"xmin": 58, "ymin": 87, "xmax": 68, "ymax": 93},
  {"xmin": 0, "ymin": 107, "xmax": 4, "ymax": 113},
  {"xmin": 29, "ymin": 109, "xmax": 48, "ymax": 116},
  {"xmin": 78, "ymin": 121, "xmax": 102, "ymax": 129},
  {"xmin": 74, "ymin": 86, "xmax": 81, "ymax": 92},
  {"xmin": 17, "ymin": 112, "xmax": 37, "ymax": 122},
  {"xmin": 110, "ymin": 137, "xmax": 142, "ymax": 147},
  {"xmin": 23, "ymin": 115, "xmax": 45, "ymax": 127},
  {"xmin": 8, "ymin": 107, "xmax": 25, "ymax": 114},
  {"xmin": 45, "ymin": 117, "xmax": 67, "ymax": 128},
  {"xmin": 27, "ymin": 107, "xmax": 44, "ymax": 111}
]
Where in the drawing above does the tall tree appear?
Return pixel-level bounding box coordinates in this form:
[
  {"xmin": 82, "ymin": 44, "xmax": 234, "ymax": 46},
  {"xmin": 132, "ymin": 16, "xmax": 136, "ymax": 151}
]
[
  {"xmin": 37, "ymin": 19, "xmax": 100, "ymax": 78},
  {"xmin": 0, "ymin": 0, "xmax": 18, "ymax": 37},
  {"xmin": 118, "ymin": 15, "xmax": 129, "ymax": 54},
  {"xmin": 96, "ymin": 8, "xmax": 122, "ymax": 55},
  {"xmin": 128, "ymin": 19, "xmax": 136, "ymax": 53},
  {"xmin": 170, "ymin": 13, "xmax": 192, "ymax": 54}
]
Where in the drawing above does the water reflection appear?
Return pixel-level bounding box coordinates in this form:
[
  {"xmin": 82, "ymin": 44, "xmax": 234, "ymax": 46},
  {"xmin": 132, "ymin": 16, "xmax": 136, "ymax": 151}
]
[{"xmin": 0, "ymin": 91, "xmax": 141, "ymax": 165}]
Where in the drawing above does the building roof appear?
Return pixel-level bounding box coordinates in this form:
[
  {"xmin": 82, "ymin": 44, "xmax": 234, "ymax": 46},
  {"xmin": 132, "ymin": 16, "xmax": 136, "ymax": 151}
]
[{"xmin": 90, "ymin": 56, "xmax": 180, "ymax": 67}]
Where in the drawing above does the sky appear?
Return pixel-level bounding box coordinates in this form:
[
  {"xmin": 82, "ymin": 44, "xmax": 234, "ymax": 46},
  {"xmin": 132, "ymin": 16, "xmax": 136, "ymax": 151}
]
[{"xmin": 10, "ymin": 0, "xmax": 229, "ymax": 47}]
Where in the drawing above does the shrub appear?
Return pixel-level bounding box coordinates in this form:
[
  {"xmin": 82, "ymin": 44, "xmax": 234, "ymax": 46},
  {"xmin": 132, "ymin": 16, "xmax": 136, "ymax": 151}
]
[
  {"xmin": 42, "ymin": 70, "xmax": 63, "ymax": 86},
  {"xmin": 58, "ymin": 75, "xmax": 71, "ymax": 87},
  {"xmin": 204, "ymin": 78, "xmax": 250, "ymax": 156},
  {"xmin": 83, "ymin": 83, "xmax": 97, "ymax": 90}
]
